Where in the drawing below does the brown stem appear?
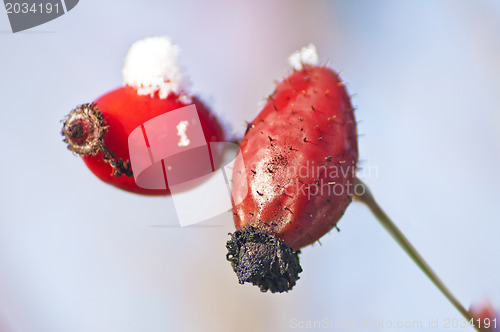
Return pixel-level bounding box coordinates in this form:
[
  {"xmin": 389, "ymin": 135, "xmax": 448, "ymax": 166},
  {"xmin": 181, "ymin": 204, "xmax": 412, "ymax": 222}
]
[
  {"xmin": 100, "ymin": 144, "xmax": 133, "ymax": 177},
  {"xmin": 353, "ymin": 177, "xmax": 480, "ymax": 332}
]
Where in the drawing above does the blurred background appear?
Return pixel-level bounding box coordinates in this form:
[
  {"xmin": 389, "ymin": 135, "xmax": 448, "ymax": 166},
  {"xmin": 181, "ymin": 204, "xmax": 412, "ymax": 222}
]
[{"xmin": 0, "ymin": 0, "xmax": 499, "ymax": 331}]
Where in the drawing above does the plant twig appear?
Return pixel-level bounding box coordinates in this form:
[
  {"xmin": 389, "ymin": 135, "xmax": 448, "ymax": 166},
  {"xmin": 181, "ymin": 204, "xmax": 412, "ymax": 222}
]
[{"xmin": 353, "ymin": 177, "xmax": 479, "ymax": 332}]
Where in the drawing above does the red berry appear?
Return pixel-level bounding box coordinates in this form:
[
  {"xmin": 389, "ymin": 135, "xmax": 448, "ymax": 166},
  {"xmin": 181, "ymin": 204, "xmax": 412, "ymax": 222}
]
[
  {"xmin": 470, "ymin": 302, "xmax": 499, "ymax": 331},
  {"xmin": 63, "ymin": 88, "xmax": 224, "ymax": 195},
  {"xmin": 227, "ymin": 53, "xmax": 358, "ymax": 292},
  {"xmin": 61, "ymin": 37, "xmax": 225, "ymax": 195}
]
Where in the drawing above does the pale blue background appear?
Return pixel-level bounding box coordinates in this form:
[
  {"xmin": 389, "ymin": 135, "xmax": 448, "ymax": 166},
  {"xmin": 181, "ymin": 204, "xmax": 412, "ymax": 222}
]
[{"xmin": 0, "ymin": 1, "xmax": 499, "ymax": 331}]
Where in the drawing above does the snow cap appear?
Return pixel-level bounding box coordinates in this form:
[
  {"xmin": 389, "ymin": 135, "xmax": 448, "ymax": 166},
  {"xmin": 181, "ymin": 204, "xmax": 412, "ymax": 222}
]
[
  {"xmin": 288, "ymin": 43, "xmax": 319, "ymax": 70},
  {"xmin": 123, "ymin": 36, "xmax": 190, "ymax": 101}
]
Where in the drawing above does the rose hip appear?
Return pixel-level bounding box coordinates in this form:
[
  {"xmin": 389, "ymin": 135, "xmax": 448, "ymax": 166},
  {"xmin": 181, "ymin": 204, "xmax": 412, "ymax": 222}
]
[{"xmin": 227, "ymin": 45, "xmax": 358, "ymax": 292}]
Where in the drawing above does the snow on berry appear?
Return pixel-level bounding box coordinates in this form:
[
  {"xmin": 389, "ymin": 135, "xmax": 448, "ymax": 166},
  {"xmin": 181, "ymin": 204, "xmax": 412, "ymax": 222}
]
[
  {"xmin": 227, "ymin": 45, "xmax": 358, "ymax": 292},
  {"xmin": 288, "ymin": 43, "xmax": 319, "ymax": 70},
  {"xmin": 62, "ymin": 37, "xmax": 225, "ymax": 195},
  {"xmin": 122, "ymin": 36, "xmax": 190, "ymax": 102}
]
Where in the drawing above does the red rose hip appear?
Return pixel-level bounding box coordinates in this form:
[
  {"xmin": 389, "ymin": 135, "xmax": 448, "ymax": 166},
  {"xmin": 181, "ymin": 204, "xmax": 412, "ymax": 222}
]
[
  {"xmin": 62, "ymin": 37, "xmax": 225, "ymax": 195},
  {"xmin": 227, "ymin": 45, "xmax": 358, "ymax": 292}
]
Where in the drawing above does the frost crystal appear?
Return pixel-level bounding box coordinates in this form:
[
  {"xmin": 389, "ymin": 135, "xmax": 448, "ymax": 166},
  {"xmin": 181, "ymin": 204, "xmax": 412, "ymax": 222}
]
[
  {"xmin": 122, "ymin": 36, "xmax": 190, "ymax": 101},
  {"xmin": 288, "ymin": 43, "xmax": 319, "ymax": 70}
]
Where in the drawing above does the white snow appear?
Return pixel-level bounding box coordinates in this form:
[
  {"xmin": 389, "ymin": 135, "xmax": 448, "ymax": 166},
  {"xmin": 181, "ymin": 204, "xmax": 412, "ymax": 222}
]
[
  {"xmin": 288, "ymin": 44, "xmax": 319, "ymax": 70},
  {"xmin": 122, "ymin": 36, "xmax": 190, "ymax": 100}
]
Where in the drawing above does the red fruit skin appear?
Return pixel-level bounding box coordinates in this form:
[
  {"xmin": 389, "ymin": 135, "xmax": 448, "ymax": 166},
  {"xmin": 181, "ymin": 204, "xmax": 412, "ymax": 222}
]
[
  {"xmin": 82, "ymin": 86, "xmax": 225, "ymax": 195},
  {"xmin": 470, "ymin": 302, "xmax": 499, "ymax": 331},
  {"xmin": 232, "ymin": 66, "xmax": 358, "ymax": 251}
]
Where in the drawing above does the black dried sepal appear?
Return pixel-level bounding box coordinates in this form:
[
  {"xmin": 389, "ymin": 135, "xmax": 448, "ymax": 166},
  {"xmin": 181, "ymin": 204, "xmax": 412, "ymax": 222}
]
[{"xmin": 226, "ymin": 226, "xmax": 302, "ymax": 293}]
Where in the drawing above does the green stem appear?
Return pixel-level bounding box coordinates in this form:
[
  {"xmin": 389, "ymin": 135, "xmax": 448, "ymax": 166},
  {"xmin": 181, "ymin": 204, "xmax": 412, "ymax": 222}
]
[{"xmin": 353, "ymin": 177, "xmax": 479, "ymax": 332}]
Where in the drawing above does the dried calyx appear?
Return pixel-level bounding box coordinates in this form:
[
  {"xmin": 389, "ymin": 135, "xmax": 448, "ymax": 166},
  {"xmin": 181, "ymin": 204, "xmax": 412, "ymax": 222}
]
[
  {"xmin": 226, "ymin": 226, "xmax": 302, "ymax": 293},
  {"xmin": 61, "ymin": 103, "xmax": 133, "ymax": 177}
]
